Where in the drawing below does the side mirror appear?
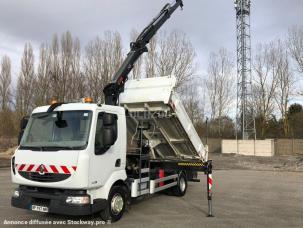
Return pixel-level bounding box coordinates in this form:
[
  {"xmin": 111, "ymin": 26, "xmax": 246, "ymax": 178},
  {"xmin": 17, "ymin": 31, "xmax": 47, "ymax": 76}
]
[
  {"xmin": 95, "ymin": 113, "xmax": 118, "ymax": 155},
  {"xmin": 103, "ymin": 128, "xmax": 116, "ymax": 147},
  {"xmin": 103, "ymin": 113, "xmax": 115, "ymax": 125},
  {"xmin": 20, "ymin": 116, "xmax": 29, "ymax": 130},
  {"xmin": 95, "ymin": 128, "xmax": 116, "ymax": 155},
  {"xmin": 18, "ymin": 116, "xmax": 29, "ymax": 145},
  {"xmin": 55, "ymin": 119, "xmax": 68, "ymax": 128}
]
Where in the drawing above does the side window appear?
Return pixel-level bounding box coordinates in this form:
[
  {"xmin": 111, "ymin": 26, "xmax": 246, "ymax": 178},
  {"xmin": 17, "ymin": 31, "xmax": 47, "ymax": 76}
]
[{"xmin": 95, "ymin": 112, "xmax": 118, "ymax": 155}]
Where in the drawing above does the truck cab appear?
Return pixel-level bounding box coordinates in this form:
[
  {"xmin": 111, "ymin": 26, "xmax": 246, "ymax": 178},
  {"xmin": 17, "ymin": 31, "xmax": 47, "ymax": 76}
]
[{"xmin": 12, "ymin": 102, "xmax": 130, "ymax": 219}]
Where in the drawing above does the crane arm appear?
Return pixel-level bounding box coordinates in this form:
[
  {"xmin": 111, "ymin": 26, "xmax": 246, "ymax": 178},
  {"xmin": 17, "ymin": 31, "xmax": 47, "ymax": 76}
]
[{"xmin": 103, "ymin": 0, "xmax": 183, "ymax": 105}]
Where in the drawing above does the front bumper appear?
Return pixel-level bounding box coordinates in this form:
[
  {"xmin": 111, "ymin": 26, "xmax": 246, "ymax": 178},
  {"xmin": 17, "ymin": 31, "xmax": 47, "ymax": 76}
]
[{"xmin": 11, "ymin": 186, "xmax": 107, "ymax": 216}]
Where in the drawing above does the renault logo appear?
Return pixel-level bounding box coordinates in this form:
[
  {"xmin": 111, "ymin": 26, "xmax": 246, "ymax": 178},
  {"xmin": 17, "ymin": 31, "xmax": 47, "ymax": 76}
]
[{"xmin": 39, "ymin": 164, "xmax": 45, "ymax": 175}]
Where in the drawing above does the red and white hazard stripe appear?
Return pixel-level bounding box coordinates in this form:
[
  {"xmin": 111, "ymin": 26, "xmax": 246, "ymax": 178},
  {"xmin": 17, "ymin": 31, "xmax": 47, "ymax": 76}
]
[
  {"xmin": 15, "ymin": 163, "xmax": 77, "ymax": 175},
  {"xmin": 208, "ymin": 174, "xmax": 213, "ymax": 191}
]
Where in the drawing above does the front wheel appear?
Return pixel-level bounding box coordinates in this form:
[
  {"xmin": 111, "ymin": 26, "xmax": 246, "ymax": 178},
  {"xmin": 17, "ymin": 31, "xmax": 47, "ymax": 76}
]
[
  {"xmin": 171, "ymin": 172, "xmax": 187, "ymax": 197},
  {"xmin": 100, "ymin": 186, "xmax": 127, "ymax": 222}
]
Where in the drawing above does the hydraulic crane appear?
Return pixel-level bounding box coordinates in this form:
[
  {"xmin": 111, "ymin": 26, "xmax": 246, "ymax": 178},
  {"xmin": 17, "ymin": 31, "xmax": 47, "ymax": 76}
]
[{"xmin": 103, "ymin": 0, "xmax": 184, "ymax": 105}]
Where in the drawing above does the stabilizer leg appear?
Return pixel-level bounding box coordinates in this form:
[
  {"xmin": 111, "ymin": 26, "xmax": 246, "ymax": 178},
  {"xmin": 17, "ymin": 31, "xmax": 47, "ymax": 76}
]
[{"xmin": 206, "ymin": 160, "xmax": 214, "ymax": 217}]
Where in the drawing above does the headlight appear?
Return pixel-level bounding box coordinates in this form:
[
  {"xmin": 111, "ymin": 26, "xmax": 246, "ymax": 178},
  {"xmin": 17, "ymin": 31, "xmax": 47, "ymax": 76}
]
[
  {"xmin": 13, "ymin": 190, "xmax": 19, "ymax": 198},
  {"xmin": 66, "ymin": 196, "xmax": 90, "ymax": 205}
]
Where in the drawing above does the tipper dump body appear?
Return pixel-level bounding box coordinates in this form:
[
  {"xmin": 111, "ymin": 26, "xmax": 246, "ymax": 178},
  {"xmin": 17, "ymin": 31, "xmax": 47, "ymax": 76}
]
[{"xmin": 119, "ymin": 76, "xmax": 207, "ymax": 162}]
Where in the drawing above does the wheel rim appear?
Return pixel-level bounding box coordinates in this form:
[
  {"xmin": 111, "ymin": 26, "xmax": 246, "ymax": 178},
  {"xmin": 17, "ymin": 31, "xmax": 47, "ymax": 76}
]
[
  {"xmin": 179, "ymin": 176, "xmax": 186, "ymax": 192},
  {"xmin": 111, "ymin": 193, "xmax": 124, "ymax": 215}
]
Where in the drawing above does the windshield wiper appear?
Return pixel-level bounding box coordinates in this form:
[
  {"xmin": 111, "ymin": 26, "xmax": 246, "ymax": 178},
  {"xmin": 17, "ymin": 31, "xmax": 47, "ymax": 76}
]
[
  {"xmin": 19, "ymin": 145, "xmax": 85, "ymax": 151},
  {"xmin": 19, "ymin": 146, "xmax": 44, "ymax": 151},
  {"xmin": 39, "ymin": 146, "xmax": 82, "ymax": 151}
]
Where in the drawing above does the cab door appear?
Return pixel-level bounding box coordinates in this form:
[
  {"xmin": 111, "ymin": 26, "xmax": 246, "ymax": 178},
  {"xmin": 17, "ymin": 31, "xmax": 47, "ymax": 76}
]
[{"xmin": 88, "ymin": 111, "xmax": 123, "ymax": 187}]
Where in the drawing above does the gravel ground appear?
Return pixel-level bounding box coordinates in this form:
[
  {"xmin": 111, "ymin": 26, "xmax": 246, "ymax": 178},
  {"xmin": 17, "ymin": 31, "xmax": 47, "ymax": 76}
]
[
  {"xmin": 1, "ymin": 168, "xmax": 303, "ymax": 228},
  {"xmin": 209, "ymin": 153, "xmax": 303, "ymax": 172},
  {"xmin": 1, "ymin": 151, "xmax": 303, "ymax": 227}
]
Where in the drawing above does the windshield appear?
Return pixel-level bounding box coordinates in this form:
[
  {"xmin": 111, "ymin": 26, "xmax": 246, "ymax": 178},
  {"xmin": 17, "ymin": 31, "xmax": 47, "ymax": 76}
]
[{"xmin": 20, "ymin": 111, "xmax": 92, "ymax": 151}]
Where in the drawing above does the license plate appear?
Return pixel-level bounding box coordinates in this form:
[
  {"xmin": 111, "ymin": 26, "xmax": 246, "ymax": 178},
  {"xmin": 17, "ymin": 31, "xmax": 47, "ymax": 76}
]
[{"xmin": 31, "ymin": 205, "xmax": 49, "ymax": 213}]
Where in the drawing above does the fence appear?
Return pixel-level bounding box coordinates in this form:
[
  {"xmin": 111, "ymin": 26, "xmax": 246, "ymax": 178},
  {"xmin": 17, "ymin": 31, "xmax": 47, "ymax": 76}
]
[
  {"xmin": 201, "ymin": 138, "xmax": 222, "ymax": 153},
  {"xmin": 275, "ymin": 139, "xmax": 303, "ymax": 156},
  {"xmin": 221, "ymin": 139, "xmax": 275, "ymax": 157},
  {"xmin": 202, "ymin": 138, "xmax": 303, "ymax": 156}
]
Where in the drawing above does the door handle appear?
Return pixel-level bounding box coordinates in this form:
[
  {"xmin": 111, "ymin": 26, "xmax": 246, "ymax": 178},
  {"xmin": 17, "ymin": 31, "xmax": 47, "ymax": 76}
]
[{"xmin": 115, "ymin": 159, "xmax": 121, "ymax": 167}]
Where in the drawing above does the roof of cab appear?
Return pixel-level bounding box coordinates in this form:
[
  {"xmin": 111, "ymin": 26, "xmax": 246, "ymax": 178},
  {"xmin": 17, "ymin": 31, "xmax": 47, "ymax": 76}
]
[{"xmin": 32, "ymin": 103, "xmax": 125, "ymax": 115}]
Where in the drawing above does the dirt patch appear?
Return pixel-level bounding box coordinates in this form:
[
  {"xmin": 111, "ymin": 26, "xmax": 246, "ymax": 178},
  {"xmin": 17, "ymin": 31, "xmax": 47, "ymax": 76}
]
[
  {"xmin": 0, "ymin": 137, "xmax": 17, "ymax": 153},
  {"xmin": 0, "ymin": 146, "xmax": 17, "ymax": 158},
  {"xmin": 0, "ymin": 146, "xmax": 17, "ymax": 168},
  {"xmin": 0, "ymin": 159, "xmax": 10, "ymax": 168},
  {"xmin": 210, "ymin": 153, "xmax": 303, "ymax": 172}
]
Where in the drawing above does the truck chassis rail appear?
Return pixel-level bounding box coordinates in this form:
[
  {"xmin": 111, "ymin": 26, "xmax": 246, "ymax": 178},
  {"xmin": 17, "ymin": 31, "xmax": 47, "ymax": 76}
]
[{"xmin": 150, "ymin": 159, "xmax": 214, "ymax": 217}]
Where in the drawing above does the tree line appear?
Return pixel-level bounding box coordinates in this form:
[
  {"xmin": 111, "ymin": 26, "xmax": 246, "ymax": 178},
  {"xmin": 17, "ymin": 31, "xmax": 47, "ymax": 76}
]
[
  {"xmin": 0, "ymin": 26, "xmax": 303, "ymax": 139},
  {"xmin": 0, "ymin": 30, "xmax": 196, "ymax": 137},
  {"xmin": 201, "ymin": 26, "xmax": 303, "ymax": 139}
]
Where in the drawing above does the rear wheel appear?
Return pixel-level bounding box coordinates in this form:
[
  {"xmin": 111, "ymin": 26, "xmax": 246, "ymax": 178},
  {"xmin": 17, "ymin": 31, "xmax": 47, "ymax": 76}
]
[
  {"xmin": 171, "ymin": 172, "xmax": 187, "ymax": 197},
  {"xmin": 100, "ymin": 186, "xmax": 127, "ymax": 222}
]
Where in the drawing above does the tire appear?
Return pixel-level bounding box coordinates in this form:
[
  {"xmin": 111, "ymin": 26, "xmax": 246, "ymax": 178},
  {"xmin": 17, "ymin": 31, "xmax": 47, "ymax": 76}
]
[
  {"xmin": 100, "ymin": 186, "xmax": 127, "ymax": 222},
  {"xmin": 171, "ymin": 172, "xmax": 187, "ymax": 197}
]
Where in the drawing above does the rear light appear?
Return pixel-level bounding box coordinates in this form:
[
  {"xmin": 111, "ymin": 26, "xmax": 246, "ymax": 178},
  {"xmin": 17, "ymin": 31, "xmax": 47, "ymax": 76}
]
[{"xmin": 12, "ymin": 156, "xmax": 15, "ymax": 175}]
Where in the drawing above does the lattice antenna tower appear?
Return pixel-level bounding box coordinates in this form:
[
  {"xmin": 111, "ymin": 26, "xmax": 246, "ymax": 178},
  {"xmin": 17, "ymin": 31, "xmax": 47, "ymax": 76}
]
[{"xmin": 234, "ymin": 0, "xmax": 256, "ymax": 140}]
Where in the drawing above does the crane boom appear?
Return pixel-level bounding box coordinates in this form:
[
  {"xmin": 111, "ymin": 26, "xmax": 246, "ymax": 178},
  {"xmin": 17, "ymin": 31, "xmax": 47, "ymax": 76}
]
[{"xmin": 103, "ymin": 0, "xmax": 183, "ymax": 105}]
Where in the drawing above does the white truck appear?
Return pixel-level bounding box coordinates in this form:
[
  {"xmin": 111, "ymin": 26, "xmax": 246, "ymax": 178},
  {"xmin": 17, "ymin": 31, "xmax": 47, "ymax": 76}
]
[{"xmin": 11, "ymin": 0, "xmax": 213, "ymax": 222}]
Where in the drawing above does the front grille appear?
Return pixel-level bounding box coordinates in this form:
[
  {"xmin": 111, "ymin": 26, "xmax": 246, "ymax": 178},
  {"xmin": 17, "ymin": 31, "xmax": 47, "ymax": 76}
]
[
  {"xmin": 32, "ymin": 197, "xmax": 50, "ymax": 206},
  {"xmin": 19, "ymin": 171, "xmax": 70, "ymax": 182},
  {"xmin": 20, "ymin": 185, "xmax": 87, "ymax": 195}
]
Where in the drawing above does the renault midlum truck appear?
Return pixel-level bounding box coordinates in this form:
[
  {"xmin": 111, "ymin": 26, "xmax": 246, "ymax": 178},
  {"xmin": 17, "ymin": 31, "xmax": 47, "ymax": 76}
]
[{"xmin": 11, "ymin": 0, "xmax": 213, "ymax": 222}]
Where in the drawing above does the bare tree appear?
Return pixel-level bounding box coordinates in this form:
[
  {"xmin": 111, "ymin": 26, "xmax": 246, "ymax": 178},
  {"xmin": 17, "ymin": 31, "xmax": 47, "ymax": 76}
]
[
  {"xmin": 206, "ymin": 48, "xmax": 235, "ymax": 136},
  {"xmin": 49, "ymin": 34, "xmax": 61, "ymax": 100},
  {"xmin": 156, "ymin": 31, "xmax": 196, "ymax": 88},
  {"xmin": 181, "ymin": 78, "xmax": 204, "ymax": 125},
  {"xmin": 83, "ymin": 37, "xmax": 103, "ymax": 101},
  {"xmin": 84, "ymin": 31, "xmax": 122, "ymax": 102},
  {"xmin": 60, "ymin": 31, "xmax": 78, "ymax": 101},
  {"xmin": 274, "ymin": 41, "xmax": 294, "ymax": 137},
  {"xmin": 145, "ymin": 36, "xmax": 157, "ymax": 78},
  {"xmin": 130, "ymin": 29, "xmax": 143, "ymax": 79},
  {"xmin": 252, "ymin": 42, "xmax": 279, "ymax": 138},
  {"xmin": 288, "ymin": 26, "xmax": 303, "ymax": 74},
  {"xmin": 0, "ymin": 56, "xmax": 15, "ymax": 136},
  {"xmin": 103, "ymin": 31, "xmax": 123, "ymax": 82},
  {"xmin": 66, "ymin": 37, "xmax": 85, "ymax": 100},
  {"xmin": 206, "ymin": 53, "xmax": 220, "ymax": 120},
  {"xmin": 0, "ymin": 55, "xmax": 12, "ymax": 110},
  {"xmin": 46, "ymin": 31, "xmax": 85, "ymax": 102},
  {"xmin": 60, "ymin": 31, "xmax": 73, "ymax": 101},
  {"xmin": 34, "ymin": 43, "xmax": 52, "ymax": 106},
  {"xmin": 16, "ymin": 42, "xmax": 35, "ymax": 118}
]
